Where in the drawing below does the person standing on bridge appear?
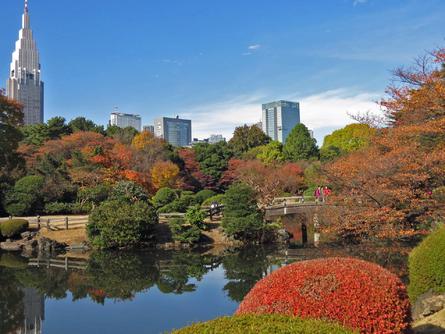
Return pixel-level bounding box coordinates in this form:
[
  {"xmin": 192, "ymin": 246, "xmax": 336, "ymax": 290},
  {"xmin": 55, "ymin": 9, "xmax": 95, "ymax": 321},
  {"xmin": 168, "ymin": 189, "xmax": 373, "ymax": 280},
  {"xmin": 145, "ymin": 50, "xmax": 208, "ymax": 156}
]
[
  {"xmin": 314, "ymin": 186, "xmax": 322, "ymax": 203},
  {"xmin": 322, "ymin": 186, "xmax": 331, "ymax": 203}
]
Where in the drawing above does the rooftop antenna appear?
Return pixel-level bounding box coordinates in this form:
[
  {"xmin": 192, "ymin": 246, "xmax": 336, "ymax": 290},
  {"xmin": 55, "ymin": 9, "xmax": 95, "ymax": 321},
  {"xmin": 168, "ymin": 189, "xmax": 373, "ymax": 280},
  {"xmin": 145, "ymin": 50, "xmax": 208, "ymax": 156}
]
[{"xmin": 25, "ymin": 0, "xmax": 28, "ymax": 12}]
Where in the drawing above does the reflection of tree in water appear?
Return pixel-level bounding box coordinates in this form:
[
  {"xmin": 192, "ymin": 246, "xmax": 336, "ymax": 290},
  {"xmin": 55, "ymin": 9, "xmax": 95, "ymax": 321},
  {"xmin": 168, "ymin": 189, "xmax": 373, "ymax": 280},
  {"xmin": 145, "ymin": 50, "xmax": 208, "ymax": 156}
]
[
  {"xmin": 156, "ymin": 252, "xmax": 221, "ymax": 294},
  {"xmin": 0, "ymin": 243, "xmax": 411, "ymax": 311},
  {"xmin": 0, "ymin": 266, "xmax": 24, "ymax": 334},
  {"xmin": 83, "ymin": 252, "xmax": 159, "ymax": 304},
  {"xmin": 222, "ymin": 246, "xmax": 277, "ymax": 302}
]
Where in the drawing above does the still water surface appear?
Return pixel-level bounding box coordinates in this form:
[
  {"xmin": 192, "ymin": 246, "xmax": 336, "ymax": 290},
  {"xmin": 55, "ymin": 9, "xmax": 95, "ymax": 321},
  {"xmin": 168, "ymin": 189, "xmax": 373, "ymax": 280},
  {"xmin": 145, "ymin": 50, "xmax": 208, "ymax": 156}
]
[{"xmin": 0, "ymin": 244, "xmax": 410, "ymax": 334}]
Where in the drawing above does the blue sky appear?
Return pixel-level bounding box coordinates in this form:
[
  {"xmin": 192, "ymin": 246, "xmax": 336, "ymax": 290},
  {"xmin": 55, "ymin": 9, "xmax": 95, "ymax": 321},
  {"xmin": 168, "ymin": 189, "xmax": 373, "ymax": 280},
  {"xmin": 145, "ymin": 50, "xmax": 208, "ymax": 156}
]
[{"xmin": 0, "ymin": 0, "xmax": 444, "ymax": 144}]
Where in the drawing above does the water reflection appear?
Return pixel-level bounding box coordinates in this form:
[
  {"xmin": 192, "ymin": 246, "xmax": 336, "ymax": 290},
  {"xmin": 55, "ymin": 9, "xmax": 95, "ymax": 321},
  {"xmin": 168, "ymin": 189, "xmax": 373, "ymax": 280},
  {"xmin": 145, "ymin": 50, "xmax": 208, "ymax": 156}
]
[{"xmin": 0, "ymin": 243, "xmax": 411, "ymax": 334}]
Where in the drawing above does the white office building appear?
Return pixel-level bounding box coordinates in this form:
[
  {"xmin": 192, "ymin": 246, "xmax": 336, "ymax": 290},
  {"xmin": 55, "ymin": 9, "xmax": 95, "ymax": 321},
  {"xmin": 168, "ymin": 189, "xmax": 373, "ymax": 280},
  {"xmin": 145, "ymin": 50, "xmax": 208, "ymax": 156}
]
[{"xmin": 110, "ymin": 112, "xmax": 142, "ymax": 131}]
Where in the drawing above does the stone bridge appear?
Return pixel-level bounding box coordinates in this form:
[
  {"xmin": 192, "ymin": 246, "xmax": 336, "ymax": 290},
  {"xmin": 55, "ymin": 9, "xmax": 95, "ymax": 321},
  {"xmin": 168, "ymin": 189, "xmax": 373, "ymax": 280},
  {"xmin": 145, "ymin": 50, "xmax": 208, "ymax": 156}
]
[{"xmin": 265, "ymin": 201, "xmax": 328, "ymax": 246}]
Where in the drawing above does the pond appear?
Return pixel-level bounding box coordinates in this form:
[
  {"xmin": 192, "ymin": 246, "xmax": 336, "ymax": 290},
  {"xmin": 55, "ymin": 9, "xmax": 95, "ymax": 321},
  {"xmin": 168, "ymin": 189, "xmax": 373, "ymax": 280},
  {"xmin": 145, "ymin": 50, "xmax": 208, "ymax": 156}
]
[{"xmin": 0, "ymin": 243, "xmax": 411, "ymax": 334}]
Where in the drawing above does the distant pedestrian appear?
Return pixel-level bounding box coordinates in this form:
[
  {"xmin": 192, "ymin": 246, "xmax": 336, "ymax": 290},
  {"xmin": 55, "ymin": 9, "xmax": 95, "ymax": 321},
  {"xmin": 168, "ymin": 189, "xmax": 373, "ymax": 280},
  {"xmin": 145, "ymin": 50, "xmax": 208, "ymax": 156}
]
[
  {"xmin": 323, "ymin": 186, "xmax": 331, "ymax": 203},
  {"xmin": 314, "ymin": 186, "xmax": 322, "ymax": 203}
]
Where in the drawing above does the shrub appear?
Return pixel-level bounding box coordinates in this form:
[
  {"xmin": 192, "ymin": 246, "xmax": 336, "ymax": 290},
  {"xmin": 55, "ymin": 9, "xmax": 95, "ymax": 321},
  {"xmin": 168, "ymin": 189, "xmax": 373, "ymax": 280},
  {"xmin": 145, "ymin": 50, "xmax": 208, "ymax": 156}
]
[
  {"xmin": 44, "ymin": 202, "xmax": 72, "ymax": 214},
  {"xmin": 152, "ymin": 187, "xmax": 178, "ymax": 208},
  {"xmin": 0, "ymin": 219, "xmax": 29, "ymax": 238},
  {"xmin": 87, "ymin": 200, "xmax": 157, "ymax": 249},
  {"xmin": 408, "ymin": 225, "xmax": 445, "ymax": 302},
  {"xmin": 4, "ymin": 175, "xmax": 45, "ymax": 216},
  {"xmin": 171, "ymin": 314, "xmax": 355, "ymax": 334},
  {"xmin": 237, "ymin": 257, "xmax": 411, "ymax": 334},
  {"xmin": 202, "ymin": 194, "xmax": 225, "ymax": 207},
  {"xmin": 157, "ymin": 200, "xmax": 188, "ymax": 214},
  {"xmin": 168, "ymin": 217, "xmax": 201, "ymax": 244},
  {"xmin": 44, "ymin": 202, "xmax": 92, "ymax": 215},
  {"xmin": 222, "ymin": 183, "xmax": 264, "ymax": 241},
  {"xmin": 195, "ymin": 189, "xmax": 216, "ymax": 204},
  {"xmin": 110, "ymin": 181, "xmax": 148, "ymax": 203},
  {"xmin": 177, "ymin": 194, "xmax": 197, "ymax": 208},
  {"xmin": 77, "ymin": 184, "xmax": 110, "ymax": 207},
  {"xmin": 185, "ymin": 205, "xmax": 207, "ymax": 230}
]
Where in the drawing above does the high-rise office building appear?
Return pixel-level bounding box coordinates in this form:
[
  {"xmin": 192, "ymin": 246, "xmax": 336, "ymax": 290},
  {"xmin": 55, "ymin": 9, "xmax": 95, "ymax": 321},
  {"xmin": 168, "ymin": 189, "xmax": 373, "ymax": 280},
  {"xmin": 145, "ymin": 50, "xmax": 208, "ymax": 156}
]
[
  {"xmin": 262, "ymin": 100, "xmax": 300, "ymax": 143},
  {"xmin": 110, "ymin": 112, "xmax": 142, "ymax": 131},
  {"xmin": 154, "ymin": 116, "xmax": 192, "ymax": 147},
  {"xmin": 7, "ymin": 0, "xmax": 44, "ymax": 125},
  {"xmin": 143, "ymin": 125, "xmax": 155, "ymax": 134}
]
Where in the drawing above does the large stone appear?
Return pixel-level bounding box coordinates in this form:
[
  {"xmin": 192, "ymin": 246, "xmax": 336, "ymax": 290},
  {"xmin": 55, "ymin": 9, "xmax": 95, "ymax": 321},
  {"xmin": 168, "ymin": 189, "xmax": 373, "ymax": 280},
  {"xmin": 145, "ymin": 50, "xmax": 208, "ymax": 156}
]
[
  {"xmin": 37, "ymin": 237, "xmax": 67, "ymax": 254},
  {"xmin": 413, "ymin": 291, "xmax": 445, "ymax": 321},
  {"xmin": 0, "ymin": 240, "xmax": 23, "ymax": 251}
]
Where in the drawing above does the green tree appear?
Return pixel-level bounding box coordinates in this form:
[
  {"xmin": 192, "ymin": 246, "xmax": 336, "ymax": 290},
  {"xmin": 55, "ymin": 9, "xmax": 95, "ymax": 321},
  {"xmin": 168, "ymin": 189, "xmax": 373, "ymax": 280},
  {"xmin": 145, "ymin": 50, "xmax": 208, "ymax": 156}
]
[
  {"xmin": 320, "ymin": 123, "xmax": 376, "ymax": 161},
  {"xmin": 283, "ymin": 124, "xmax": 319, "ymax": 161},
  {"xmin": 21, "ymin": 123, "xmax": 50, "ymax": 146},
  {"xmin": 229, "ymin": 125, "xmax": 270, "ymax": 156},
  {"xmin": 185, "ymin": 205, "xmax": 207, "ymax": 230},
  {"xmin": 256, "ymin": 141, "xmax": 285, "ymax": 164},
  {"xmin": 77, "ymin": 184, "xmax": 110, "ymax": 209},
  {"xmin": 69, "ymin": 117, "xmax": 105, "ymax": 134},
  {"xmin": 193, "ymin": 142, "xmax": 233, "ymax": 184},
  {"xmin": 21, "ymin": 116, "xmax": 72, "ymax": 146},
  {"xmin": 222, "ymin": 183, "xmax": 264, "ymax": 242},
  {"xmin": 46, "ymin": 116, "xmax": 72, "ymax": 139},
  {"xmin": 106, "ymin": 125, "xmax": 139, "ymax": 145},
  {"xmin": 33, "ymin": 154, "xmax": 77, "ymax": 204},
  {"xmin": 152, "ymin": 187, "xmax": 178, "ymax": 209},
  {"xmin": 87, "ymin": 200, "xmax": 157, "ymax": 249},
  {"xmin": 4, "ymin": 175, "xmax": 45, "ymax": 216},
  {"xmin": 194, "ymin": 189, "xmax": 216, "ymax": 204}
]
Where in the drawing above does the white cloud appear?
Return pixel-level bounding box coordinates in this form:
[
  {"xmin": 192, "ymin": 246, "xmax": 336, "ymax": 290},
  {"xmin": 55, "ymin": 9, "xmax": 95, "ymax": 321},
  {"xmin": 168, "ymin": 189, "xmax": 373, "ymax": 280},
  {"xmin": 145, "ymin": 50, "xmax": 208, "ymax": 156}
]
[
  {"xmin": 248, "ymin": 44, "xmax": 261, "ymax": 50},
  {"xmin": 183, "ymin": 89, "xmax": 383, "ymax": 143}
]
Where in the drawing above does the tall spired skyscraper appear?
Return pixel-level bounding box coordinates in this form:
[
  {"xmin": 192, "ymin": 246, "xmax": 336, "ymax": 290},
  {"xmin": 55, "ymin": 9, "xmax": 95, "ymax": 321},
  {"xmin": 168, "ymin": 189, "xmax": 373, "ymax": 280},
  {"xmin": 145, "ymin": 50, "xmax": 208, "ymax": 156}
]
[{"xmin": 7, "ymin": 0, "xmax": 44, "ymax": 125}]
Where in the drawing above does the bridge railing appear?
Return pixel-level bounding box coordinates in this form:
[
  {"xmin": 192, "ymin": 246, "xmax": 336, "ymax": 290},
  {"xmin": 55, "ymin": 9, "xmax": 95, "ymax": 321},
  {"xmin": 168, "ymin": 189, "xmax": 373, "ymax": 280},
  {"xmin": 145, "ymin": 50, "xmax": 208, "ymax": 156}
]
[{"xmin": 272, "ymin": 196, "xmax": 317, "ymax": 206}]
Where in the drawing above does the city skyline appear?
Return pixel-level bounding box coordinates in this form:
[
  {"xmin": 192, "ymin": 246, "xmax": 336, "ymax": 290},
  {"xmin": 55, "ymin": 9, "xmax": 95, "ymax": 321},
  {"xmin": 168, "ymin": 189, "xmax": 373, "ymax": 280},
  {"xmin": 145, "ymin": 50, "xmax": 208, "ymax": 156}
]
[{"xmin": 1, "ymin": 1, "xmax": 444, "ymax": 143}]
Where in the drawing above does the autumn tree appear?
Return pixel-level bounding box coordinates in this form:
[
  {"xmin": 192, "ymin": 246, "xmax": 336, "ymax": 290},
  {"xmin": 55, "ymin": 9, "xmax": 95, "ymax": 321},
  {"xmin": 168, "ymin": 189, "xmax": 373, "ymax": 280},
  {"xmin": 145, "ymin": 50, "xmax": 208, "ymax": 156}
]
[
  {"xmin": 222, "ymin": 159, "xmax": 305, "ymax": 208},
  {"xmin": 323, "ymin": 47, "xmax": 445, "ymax": 240},
  {"xmin": 229, "ymin": 124, "xmax": 270, "ymax": 157},
  {"xmin": 283, "ymin": 123, "xmax": 319, "ymax": 161},
  {"xmin": 177, "ymin": 148, "xmax": 212, "ymax": 190},
  {"xmin": 0, "ymin": 92, "xmax": 24, "ymax": 215},
  {"xmin": 151, "ymin": 161, "xmax": 180, "ymax": 190}
]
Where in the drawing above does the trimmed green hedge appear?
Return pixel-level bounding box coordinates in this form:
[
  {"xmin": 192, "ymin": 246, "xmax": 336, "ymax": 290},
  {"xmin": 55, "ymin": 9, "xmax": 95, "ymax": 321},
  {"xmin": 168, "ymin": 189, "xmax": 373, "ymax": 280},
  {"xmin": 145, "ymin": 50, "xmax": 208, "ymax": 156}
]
[
  {"xmin": 0, "ymin": 219, "xmax": 29, "ymax": 238},
  {"xmin": 171, "ymin": 315, "xmax": 355, "ymax": 334},
  {"xmin": 408, "ymin": 225, "xmax": 445, "ymax": 301}
]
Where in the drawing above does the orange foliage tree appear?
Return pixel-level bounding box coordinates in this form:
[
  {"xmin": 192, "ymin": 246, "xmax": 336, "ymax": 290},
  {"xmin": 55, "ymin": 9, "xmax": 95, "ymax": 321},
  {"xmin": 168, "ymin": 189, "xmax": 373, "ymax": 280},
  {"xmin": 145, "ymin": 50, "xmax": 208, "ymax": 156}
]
[
  {"xmin": 150, "ymin": 161, "xmax": 180, "ymax": 190},
  {"xmin": 323, "ymin": 48, "xmax": 445, "ymax": 240}
]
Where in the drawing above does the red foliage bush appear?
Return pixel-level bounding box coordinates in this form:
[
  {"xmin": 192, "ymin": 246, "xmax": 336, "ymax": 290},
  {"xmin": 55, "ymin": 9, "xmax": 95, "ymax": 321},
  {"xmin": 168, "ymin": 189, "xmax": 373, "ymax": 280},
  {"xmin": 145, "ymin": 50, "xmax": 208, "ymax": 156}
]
[{"xmin": 236, "ymin": 257, "xmax": 411, "ymax": 334}]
